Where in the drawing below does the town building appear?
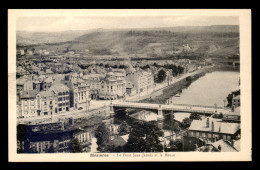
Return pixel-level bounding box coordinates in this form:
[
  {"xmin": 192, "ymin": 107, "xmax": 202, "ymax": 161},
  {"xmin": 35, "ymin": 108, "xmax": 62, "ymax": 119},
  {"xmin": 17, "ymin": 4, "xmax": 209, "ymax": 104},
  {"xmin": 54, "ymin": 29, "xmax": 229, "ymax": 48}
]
[
  {"xmin": 198, "ymin": 139, "xmax": 240, "ymax": 152},
  {"xmin": 99, "ymin": 71, "xmax": 126, "ymax": 100},
  {"xmin": 39, "ymin": 90, "xmax": 58, "ymax": 116},
  {"xmin": 19, "ymin": 89, "xmax": 58, "ymax": 118},
  {"xmin": 82, "ymin": 72, "xmax": 106, "ymax": 99},
  {"xmin": 125, "ymin": 81, "xmax": 137, "ymax": 96},
  {"xmin": 48, "ymin": 83, "xmax": 70, "ymax": 113},
  {"xmin": 126, "ymin": 67, "xmax": 154, "ymax": 94},
  {"xmin": 61, "ymin": 75, "xmax": 90, "ymax": 111},
  {"xmin": 187, "ymin": 117, "xmax": 240, "ymax": 142},
  {"xmin": 73, "ymin": 129, "xmax": 92, "ymax": 151},
  {"xmin": 222, "ymin": 107, "xmax": 240, "ymax": 123},
  {"xmin": 16, "ymin": 78, "xmax": 33, "ymax": 99},
  {"xmin": 42, "ymin": 76, "xmax": 53, "ymax": 91}
]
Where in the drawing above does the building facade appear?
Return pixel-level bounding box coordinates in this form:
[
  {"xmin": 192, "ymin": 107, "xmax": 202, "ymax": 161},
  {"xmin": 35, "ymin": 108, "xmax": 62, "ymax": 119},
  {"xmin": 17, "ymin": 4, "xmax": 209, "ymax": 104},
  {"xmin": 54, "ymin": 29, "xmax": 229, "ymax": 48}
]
[
  {"xmin": 99, "ymin": 71, "xmax": 126, "ymax": 100},
  {"xmin": 48, "ymin": 83, "xmax": 70, "ymax": 113},
  {"xmin": 126, "ymin": 68, "xmax": 154, "ymax": 94},
  {"xmin": 62, "ymin": 75, "xmax": 91, "ymax": 111},
  {"xmin": 19, "ymin": 89, "xmax": 58, "ymax": 118},
  {"xmin": 187, "ymin": 117, "xmax": 240, "ymax": 142}
]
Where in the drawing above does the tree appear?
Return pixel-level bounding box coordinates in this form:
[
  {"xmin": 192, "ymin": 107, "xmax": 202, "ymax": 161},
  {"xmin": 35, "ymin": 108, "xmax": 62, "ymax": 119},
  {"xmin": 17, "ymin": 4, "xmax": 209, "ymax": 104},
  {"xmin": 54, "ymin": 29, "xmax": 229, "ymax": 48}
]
[
  {"xmin": 119, "ymin": 65, "xmax": 127, "ymax": 69},
  {"xmin": 189, "ymin": 113, "xmax": 202, "ymax": 120},
  {"xmin": 112, "ymin": 65, "xmax": 118, "ymax": 68},
  {"xmin": 124, "ymin": 121, "xmax": 163, "ymax": 152},
  {"xmin": 118, "ymin": 121, "xmax": 129, "ymax": 136},
  {"xmin": 153, "ymin": 63, "xmax": 159, "ymax": 67},
  {"xmin": 156, "ymin": 69, "xmax": 167, "ymax": 83},
  {"xmin": 181, "ymin": 117, "xmax": 192, "ymax": 129},
  {"xmin": 226, "ymin": 90, "xmax": 240, "ymax": 107},
  {"xmin": 95, "ymin": 123, "xmax": 110, "ymax": 147},
  {"xmin": 69, "ymin": 138, "xmax": 83, "ymax": 153},
  {"xmin": 177, "ymin": 65, "xmax": 184, "ymax": 74},
  {"xmin": 173, "ymin": 122, "xmax": 181, "ymax": 138},
  {"xmin": 104, "ymin": 64, "xmax": 110, "ymax": 68}
]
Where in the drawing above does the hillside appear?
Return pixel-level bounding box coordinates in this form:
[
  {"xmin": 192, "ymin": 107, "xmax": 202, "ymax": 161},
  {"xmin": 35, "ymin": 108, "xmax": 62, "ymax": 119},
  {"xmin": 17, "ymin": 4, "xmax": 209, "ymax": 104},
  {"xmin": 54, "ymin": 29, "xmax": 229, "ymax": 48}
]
[{"xmin": 16, "ymin": 25, "xmax": 239, "ymax": 58}]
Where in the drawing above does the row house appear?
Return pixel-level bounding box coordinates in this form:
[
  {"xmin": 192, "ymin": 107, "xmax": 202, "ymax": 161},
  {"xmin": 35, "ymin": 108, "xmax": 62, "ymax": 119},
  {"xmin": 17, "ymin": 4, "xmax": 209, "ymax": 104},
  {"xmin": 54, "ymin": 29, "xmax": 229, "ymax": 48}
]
[
  {"xmin": 19, "ymin": 89, "xmax": 58, "ymax": 118},
  {"xmin": 187, "ymin": 117, "xmax": 240, "ymax": 142},
  {"xmin": 17, "ymin": 78, "xmax": 33, "ymax": 99},
  {"xmin": 82, "ymin": 73, "xmax": 105, "ymax": 100},
  {"xmin": 126, "ymin": 68, "xmax": 154, "ymax": 94},
  {"xmin": 61, "ymin": 75, "xmax": 91, "ymax": 111},
  {"xmin": 48, "ymin": 83, "xmax": 70, "ymax": 113}
]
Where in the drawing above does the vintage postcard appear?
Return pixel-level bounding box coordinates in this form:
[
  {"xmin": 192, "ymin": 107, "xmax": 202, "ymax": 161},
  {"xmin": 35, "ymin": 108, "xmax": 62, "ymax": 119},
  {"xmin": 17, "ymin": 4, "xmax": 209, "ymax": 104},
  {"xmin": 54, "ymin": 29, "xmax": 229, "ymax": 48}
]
[{"xmin": 8, "ymin": 9, "xmax": 251, "ymax": 162}]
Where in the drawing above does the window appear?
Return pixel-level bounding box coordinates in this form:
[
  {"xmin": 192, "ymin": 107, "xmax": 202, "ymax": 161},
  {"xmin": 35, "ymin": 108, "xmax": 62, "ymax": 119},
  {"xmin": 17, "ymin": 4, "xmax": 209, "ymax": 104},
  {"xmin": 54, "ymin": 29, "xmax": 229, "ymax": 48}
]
[
  {"xmin": 189, "ymin": 131, "xmax": 193, "ymax": 137},
  {"xmin": 196, "ymin": 132, "xmax": 199, "ymax": 137},
  {"xmin": 213, "ymin": 134, "xmax": 219, "ymax": 139},
  {"xmin": 223, "ymin": 135, "xmax": 226, "ymax": 140},
  {"xmin": 202, "ymin": 133, "xmax": 206, "ymax": 138},
  {"xmin": 50, "ymin": 101, "xmax": 52, "ymax": 104},
  {"xmin": 208, "ymin": 133, "xmax": 212, "ymax": 138}
]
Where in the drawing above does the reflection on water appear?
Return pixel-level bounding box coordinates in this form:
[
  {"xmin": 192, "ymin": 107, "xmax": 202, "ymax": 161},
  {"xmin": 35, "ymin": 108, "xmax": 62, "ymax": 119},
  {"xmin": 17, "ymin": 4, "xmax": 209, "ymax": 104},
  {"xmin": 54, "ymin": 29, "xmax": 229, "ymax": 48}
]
[
  {"xmin": 129, "ymin": 110, "xmax": 159, "ymax": 121},
  {"xmin": 167, "ymin": 71, "xmax": 240, "ymax": 107}
]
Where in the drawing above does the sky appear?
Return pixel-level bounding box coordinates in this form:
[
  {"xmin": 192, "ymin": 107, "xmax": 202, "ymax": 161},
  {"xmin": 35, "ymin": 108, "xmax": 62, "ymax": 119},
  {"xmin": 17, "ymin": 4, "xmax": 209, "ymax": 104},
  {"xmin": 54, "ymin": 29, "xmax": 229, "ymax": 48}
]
[{"xmin": 16, "ymin": 16, "xmax": 239, "ymax": 32}]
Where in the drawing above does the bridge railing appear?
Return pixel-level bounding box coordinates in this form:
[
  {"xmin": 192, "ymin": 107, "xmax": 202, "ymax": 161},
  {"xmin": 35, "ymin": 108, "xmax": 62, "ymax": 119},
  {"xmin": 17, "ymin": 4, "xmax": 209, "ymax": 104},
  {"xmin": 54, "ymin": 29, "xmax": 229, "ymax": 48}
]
[
  {"xmin": 170, "ymin": 103, "xmax": 223, "ymax": 109},
  {"xmin": 162, "ymin": 107, "xmax": 214, "ymax": 114}
]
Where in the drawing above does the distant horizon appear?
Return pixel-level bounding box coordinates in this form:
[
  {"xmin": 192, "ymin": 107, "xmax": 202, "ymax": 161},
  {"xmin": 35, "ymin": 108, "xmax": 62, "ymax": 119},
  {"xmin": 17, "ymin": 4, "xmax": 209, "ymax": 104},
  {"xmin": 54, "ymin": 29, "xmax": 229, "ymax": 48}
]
[
  {"xmin": 16, "ymin": 16, "xmax": 239, "ymax": 32},
  {"xmin": 16, "ymin": 25, "xmax": 239, "ymax": 33}
]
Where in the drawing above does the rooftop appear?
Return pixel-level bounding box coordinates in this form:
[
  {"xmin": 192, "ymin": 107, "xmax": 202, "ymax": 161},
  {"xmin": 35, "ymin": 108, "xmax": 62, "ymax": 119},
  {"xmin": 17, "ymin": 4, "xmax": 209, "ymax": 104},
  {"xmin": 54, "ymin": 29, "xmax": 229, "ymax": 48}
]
[
  {"xmin": 48, "ymin": 83, "xmax": 69, "ymax": 93},
  {"xmin": 20, "ymin": 90, "xmax": 39, "ymax": 99},
  {"xmin": 189, "ymin": 117, "xmax": 240, "ymax": 135},
  {"xmin": 39, "ymin": 90, "xmax": 55, "ymax": 98},
  {"xmin": 210, "ymin": 139, "xmax": 238, "ymax": 152},
  {"xmin": 107, "ymin": 136, "xmax": 127, "ymax": 147}
]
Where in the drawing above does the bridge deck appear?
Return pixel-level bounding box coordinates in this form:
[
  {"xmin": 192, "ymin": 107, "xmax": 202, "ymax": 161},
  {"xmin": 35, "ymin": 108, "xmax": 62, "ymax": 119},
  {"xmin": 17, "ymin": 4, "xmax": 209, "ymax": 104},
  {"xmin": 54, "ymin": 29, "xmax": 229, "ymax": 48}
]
[{"xmin": 112, "ymin": 102, "xmax": 229, "ymax": 114}]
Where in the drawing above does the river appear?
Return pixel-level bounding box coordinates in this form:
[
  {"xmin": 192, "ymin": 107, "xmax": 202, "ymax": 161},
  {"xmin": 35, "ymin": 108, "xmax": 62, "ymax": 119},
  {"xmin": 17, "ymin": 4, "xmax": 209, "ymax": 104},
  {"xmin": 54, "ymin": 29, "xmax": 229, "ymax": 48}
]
[{"xmin": 166, "ymin": 71, "xmax": 240, "ymax": 107}]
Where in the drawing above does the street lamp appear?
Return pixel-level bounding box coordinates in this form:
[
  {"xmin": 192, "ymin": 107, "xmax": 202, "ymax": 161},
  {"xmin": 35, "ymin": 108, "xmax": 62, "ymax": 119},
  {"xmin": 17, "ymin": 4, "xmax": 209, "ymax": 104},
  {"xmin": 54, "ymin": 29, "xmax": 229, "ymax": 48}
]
[
  {"xmin": 223, "ymin": 99, "xmax": 226, "ymax": 109},
  {"xmin": 214, "ymin": 104, "xmax": 217, "ymax": 113}
]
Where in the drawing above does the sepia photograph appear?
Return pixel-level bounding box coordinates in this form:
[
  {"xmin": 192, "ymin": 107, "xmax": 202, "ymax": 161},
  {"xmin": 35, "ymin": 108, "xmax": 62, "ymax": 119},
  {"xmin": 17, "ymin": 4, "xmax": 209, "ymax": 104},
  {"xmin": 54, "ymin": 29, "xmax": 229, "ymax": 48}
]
[{"xmin": 8, "ymin": 9, "xmax": 251, "ymax": 162}]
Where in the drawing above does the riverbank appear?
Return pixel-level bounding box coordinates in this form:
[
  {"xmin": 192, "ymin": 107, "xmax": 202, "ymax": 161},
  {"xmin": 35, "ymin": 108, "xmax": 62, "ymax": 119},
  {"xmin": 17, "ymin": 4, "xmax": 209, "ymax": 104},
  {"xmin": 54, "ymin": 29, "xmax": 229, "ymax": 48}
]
[{"xmin": 141, "ymin": 67, "xmax": 215, "ymax": 104}]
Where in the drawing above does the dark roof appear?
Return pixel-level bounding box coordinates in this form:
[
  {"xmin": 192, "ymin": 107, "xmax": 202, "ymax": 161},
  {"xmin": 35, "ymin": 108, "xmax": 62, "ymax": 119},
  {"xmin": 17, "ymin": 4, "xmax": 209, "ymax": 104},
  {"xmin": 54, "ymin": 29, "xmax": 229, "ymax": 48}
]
[{"xmin": 20, "ymin": 90, "xmax": 39, "ymax": 99}]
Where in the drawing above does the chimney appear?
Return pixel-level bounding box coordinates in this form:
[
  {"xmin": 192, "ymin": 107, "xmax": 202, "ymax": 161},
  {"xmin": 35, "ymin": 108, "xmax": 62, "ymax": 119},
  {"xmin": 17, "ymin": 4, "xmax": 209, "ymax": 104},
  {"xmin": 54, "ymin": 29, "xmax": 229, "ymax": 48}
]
[
  {"xmin": 211, "ymin": 121, "xmax": 214, "ymax": 132},
  {"xmin": 206, "ymin": 117, "xmax": 209, "ymax": 128}
]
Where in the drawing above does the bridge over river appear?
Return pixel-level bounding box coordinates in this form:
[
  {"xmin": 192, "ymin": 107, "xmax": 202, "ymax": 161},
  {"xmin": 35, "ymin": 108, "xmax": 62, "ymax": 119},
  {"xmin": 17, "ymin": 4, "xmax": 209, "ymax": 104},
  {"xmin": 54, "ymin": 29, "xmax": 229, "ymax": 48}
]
[{"xmin": 111, "ymin": 101, "xmax": 230, "ymax": 116}]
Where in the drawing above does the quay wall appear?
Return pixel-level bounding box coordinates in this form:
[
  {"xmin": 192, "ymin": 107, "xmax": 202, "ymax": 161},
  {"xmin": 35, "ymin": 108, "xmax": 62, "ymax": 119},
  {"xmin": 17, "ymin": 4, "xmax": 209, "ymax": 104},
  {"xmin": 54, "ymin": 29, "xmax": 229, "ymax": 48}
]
[{"xmin": 141, "ymin": 67, "xmax": 215, "ymax": 104}]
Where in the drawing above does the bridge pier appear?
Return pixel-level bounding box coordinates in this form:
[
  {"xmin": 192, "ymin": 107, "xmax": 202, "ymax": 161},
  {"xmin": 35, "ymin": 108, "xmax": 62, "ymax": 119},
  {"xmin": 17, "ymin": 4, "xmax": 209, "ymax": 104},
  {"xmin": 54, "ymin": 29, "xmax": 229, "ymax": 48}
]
[
  {"xmin": 110, "ymin": 101, "xmax": 115, "ymax": 124},
  {"xmin": 157, "ymin": 104, "xmax": 164, "ymax": 121}
]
